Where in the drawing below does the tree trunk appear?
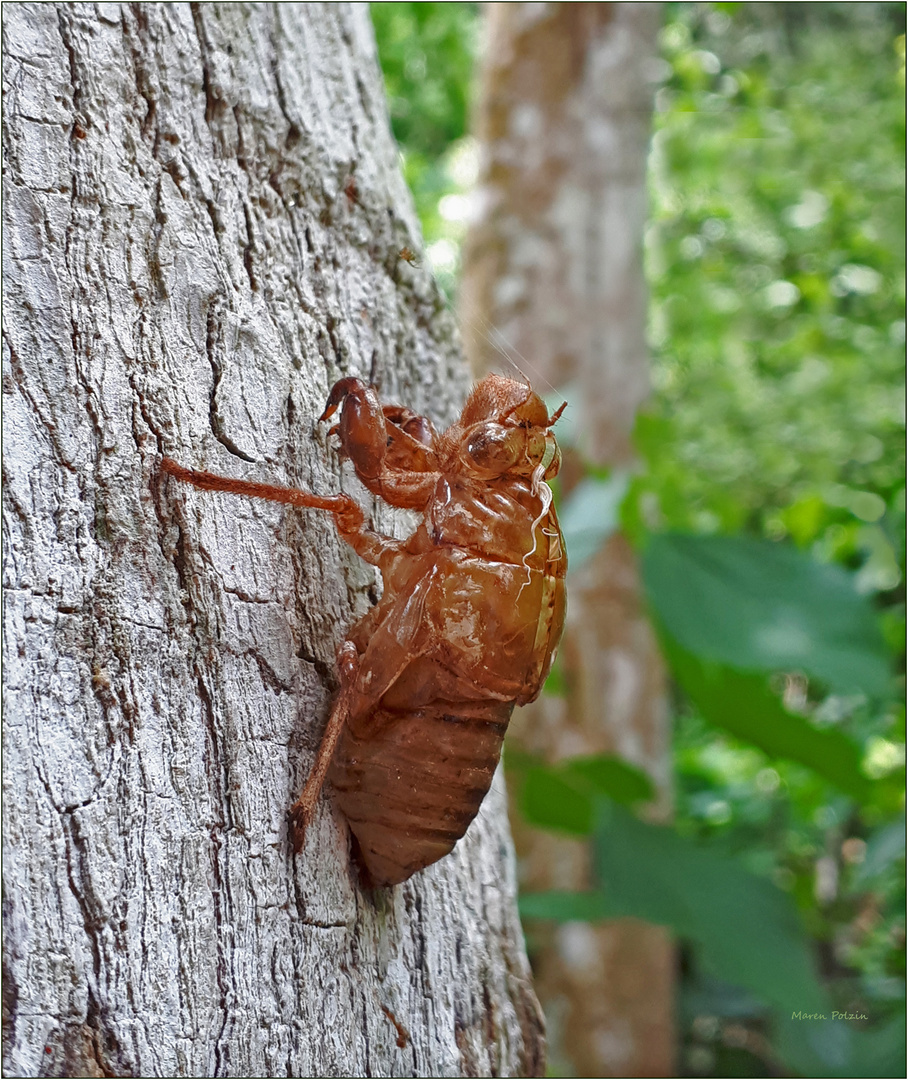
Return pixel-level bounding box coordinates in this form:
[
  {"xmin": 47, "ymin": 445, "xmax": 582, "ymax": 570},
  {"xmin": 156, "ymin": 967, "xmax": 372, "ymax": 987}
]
[
  {"xmin": 461, "ymin": 4, "xmax": 674, "ymax": 1077},
  {"xmin": 2, "ymin": 4, "xmax": 544, "ymax": 1077}
]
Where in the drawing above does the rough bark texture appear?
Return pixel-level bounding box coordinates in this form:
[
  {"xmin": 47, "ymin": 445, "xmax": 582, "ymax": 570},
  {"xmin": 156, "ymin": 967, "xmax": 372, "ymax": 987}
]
[
  {"xmin": 461, "ymin": 4, "xmax": 674, "ymax": 1077},
  {"xmin": 2, "ymin": 5, "xmax": 544, "ymax": 1077}
]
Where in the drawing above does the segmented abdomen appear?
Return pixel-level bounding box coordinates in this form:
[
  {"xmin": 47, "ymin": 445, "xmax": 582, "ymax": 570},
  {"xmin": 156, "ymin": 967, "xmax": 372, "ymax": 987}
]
[{"xmin": 329, "ymin": 699, "xmax": 513, "ymax": 887}]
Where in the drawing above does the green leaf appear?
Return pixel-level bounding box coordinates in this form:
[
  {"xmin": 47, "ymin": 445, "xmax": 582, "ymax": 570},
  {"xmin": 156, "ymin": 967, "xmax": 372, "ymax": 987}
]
[
  {"xmin": 680, "ymin": 973, "xmax": 767, "ymax": 1021},
  {"xmin": 660, "ymin": 631, "xmax": 873, "ymax": 801},
  {"xmin": 523, "ymin": 801, "xmax": 846, "ymax": 1069},
  {"xmin": 591, "ymin": 803, "xmax": 830, "ymax": 1017},
  {"xmin": 562, "ymin": 756, "xmax": 656, "ymax": 805},
  {"xmin": 520, "ymin": 767, "xmax": 593, "ymax": 835},
  {"xmin": 772, "ymin": 1012, "xmax": 907, "ymax": 1080},
  {"xmin": 642, "ymin": 533, "xmax": 892, "ymax": 697},
  {"xmin": 517, "ymin": 755, "xmax": 656, "ymax": 835},
  {"xmin": 853, "ymin": 820, "xmax": 906, "ymax": 886},
  {"xmin": 780, "ymin": 493, "xmax": 829, "ymax": 546},
  {"xmin": 523, "ymin": 799, "xmax": 874, "ymax": 1076},
  {"xmin": 849, "ymin": 1015, "xmax": 908, "ymax": 1079},
  {"xmin": 519, "ymin": 891, "xmax": 610, "ymax": 922}
]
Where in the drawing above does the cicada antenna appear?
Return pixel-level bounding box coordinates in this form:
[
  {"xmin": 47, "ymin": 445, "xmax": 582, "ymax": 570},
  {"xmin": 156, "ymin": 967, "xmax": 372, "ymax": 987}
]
[{"xmin": 456, "ymin": 306, "xmax": 561, "ymax": 398}]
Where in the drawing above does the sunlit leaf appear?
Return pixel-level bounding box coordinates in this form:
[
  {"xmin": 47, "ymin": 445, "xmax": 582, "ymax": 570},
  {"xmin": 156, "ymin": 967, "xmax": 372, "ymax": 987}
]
[
  {"xmin": 659, "ymin": 631, "xmax": 873, "ymax": 801},
  {"xmin": 520, "ymin": 767, "xmax": 593, "ymax": 835},
  {"xmin": 591, "ymin": 802, "xmax": 831, "ymax": 1017},
  {"xmin": 518, "ymin": 891, "xmax": 609, "ymax": 922},
  {"xmin": 642, "ymin": 532, "xmax": 892, "ymax": 696},
  {"xmin": 562, "ymin": 756, "xmax": 656, "ymax": 805}
]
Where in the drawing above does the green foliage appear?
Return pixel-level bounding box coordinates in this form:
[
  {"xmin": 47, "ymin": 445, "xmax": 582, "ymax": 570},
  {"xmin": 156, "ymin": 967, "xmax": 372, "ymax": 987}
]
[
  {"xmin": 369, "ymin": 2, "xmax": 476, "ymax": 159},
  {"xmin": 518, "ymin": 752, "xmax": 656, "ymax": 834},
  {"xmin": 663, "ymin": 635, "xmax": 874, "ymax": 802},
  {"xmin": 642, "ymin": 532, "xmax": 892, "ymax": 697},
  {"xmin": 520, "ymin": 799, "xmax": 855, "ymax": 1076},
  {"xmin": 521, "ymin": 765, "xmax": 594, "ymax": 834},
  {"xmin": 638, "ymin": 4, "xmax": 906, "ymax": 554},
  {"xmin": 520, "ymin": 781, "xmax": 904, "ymax": 1076},
  {"xmin": 634, "ymin": 10, "xmax": 907, "ymax": 1073},
  {"xmin": 589, "ymin": 804, "xmax": 822, "ymax": 1004},
  {"xmin": 369, "ymin": 3, "xmax": 481, "ymax": 294}
]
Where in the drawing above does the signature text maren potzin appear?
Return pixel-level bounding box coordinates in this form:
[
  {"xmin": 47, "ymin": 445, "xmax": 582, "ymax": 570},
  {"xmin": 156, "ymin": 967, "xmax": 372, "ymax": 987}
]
[{"xmin": 791, "ymin": 1011, "xmax": 869, "ymax": 1021}]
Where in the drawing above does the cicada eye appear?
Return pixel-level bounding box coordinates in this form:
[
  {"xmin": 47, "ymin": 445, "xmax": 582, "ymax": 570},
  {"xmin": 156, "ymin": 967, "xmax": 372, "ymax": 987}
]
[{"xmin": 463, "ymin": 423, "xmax": 521, "ymax": 475}]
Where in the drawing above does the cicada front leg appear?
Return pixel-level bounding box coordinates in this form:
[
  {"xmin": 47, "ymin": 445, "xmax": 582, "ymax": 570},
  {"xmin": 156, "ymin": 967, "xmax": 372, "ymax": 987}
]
[{"xmin": 321, "ymin": 378, "xmax": 439, "ymax": 509}]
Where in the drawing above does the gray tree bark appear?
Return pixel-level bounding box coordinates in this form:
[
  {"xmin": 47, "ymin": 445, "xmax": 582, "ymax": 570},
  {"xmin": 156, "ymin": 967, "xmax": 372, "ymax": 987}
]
[{"xmin": 2, "ymin": 4, "xmax": 544, "ymax": 1077}]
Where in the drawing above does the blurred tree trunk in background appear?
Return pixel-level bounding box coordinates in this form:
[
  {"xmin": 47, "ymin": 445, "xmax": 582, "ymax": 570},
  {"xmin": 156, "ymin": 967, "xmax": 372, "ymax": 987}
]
[
  {"xmin": 462, "ymin": 4, "xmax": 673, "ymax": 1076},
  {"xmin": 2, "ymin": 4, "xmax": 543, "ymax": 1076}
]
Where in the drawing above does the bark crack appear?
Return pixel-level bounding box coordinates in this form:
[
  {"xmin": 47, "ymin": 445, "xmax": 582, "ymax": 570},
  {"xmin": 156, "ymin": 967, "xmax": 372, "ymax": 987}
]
[
  {"xmin": 59, "ymin": 813, "xmax": 120, "ymax": 1077},
  {"xmin": 30, "ymin": 698, "xmax": 115, "ymax": 818},
  {"xmin": 2, "ymin": 331, "xmax": 76, "ymax": 469},
  {"xmin": 127, "ymin": 370, "xmax": 166, "ymax": 455},
  {"xmin": 296, "ymin": 647, "xmax": 335, "ymax": 690},
  {"xmin": 380, "ymin": 1004, "xmax": 410, "ymax": 1049},
  {"xmin": 217, "ymin": 582, "xmax": 273, "ymax": 605},
  {"xmin": 245, "ymin": 647, "xmax": 294, "ymax": 695},
  {"xmin": 122, "ymin": 4, "xmax": 158, "ymax": 147},
  {"xmin": 267, "ymin": 13, "xmax": 302, "ymax": 150},
  {"xmin": 55, "ymin": 7, "xmax": 82, "ymax": 140},
  {"xmin": 194, "ymin": 669, "xmax": 231, "ymax": 1075},
  {"xmin": 190, "ymin": 4, "xmax": 227, "ymax": 147},
  {"xmin": 149, "ymin": 176, "xmax": 169, "ymax": 299},
  {"xmin": 239, "ymin": 181, "xmax": 259, "ymax": 294},
  {"xmin": 361, "ymin": 993, "xmax": 373, "ymax": 1079},
  {"xmin": 203, "ymin": 303, "xmax": 256, "ymax": 462}
]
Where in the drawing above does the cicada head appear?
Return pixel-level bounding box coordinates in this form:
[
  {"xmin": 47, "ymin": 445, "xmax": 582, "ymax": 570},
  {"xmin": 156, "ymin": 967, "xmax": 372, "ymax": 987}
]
[{"xmin": 446, "ymin": 375, "xmax": 564, "ymax": 482}]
